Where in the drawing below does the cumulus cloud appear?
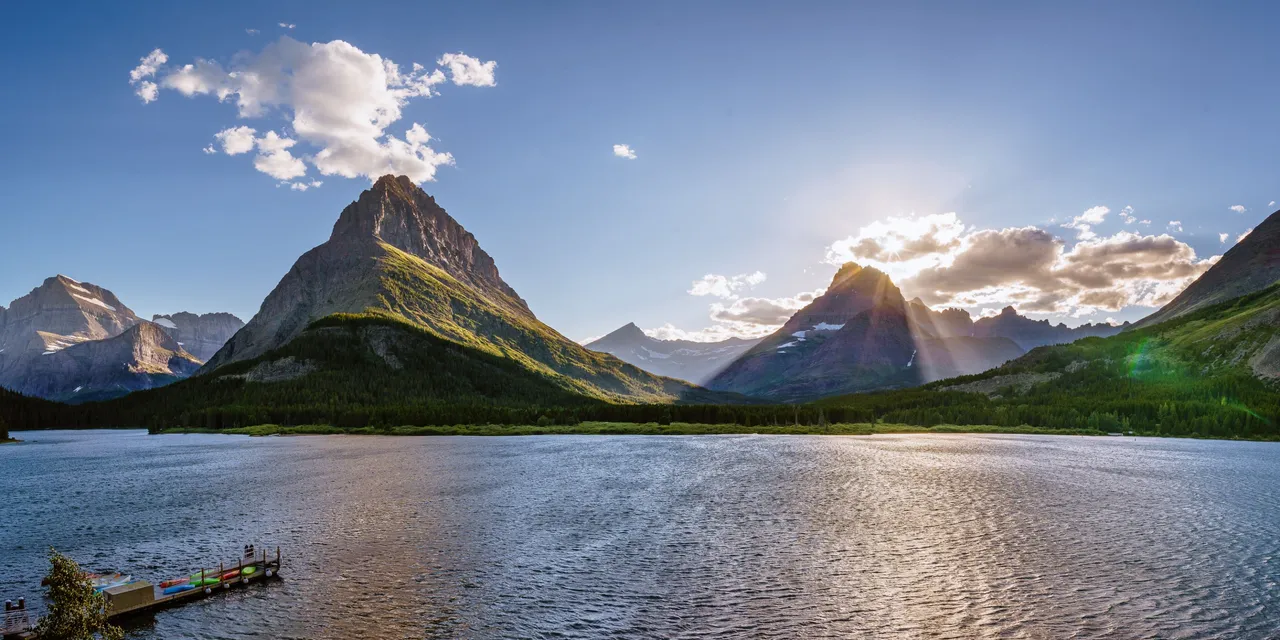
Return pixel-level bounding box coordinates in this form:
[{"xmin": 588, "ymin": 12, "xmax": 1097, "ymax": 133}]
[
  {"xmin": 1061, "ymin": 205, "xmax": 1109, "ymax": 240},
  {"xmin": 1230, "ymin": 205, "xmax": 1247, "ymax": 213},
  {"xmin": 899, "ymin": 226, "xmax": 1216, "ymax": 315},
  {"xmin": 437, "ymin": 52, "xmax": 497, "ymax": 87},
  {"xmin": 1220, "ymin": 232, "xmax": 1230, "ymax": 244},
  {"xmin": 1120, "ymin": 205, "xmax": 1136, "ymax": 224},
  {"xmin": 128, "ymin": 48, "xmax": 167, "ymax": 103},
  {"xmin": 1239, "ymin": 227, "xmax": 1254, "ymax": 243},
  {"xmin": 212, "ymin": 126, "xmax": 257, "ymax": 155},
  {"xmin": 252, "ymin": 131, "xmax": 306, "ymax": 179},
  {"xmin": 688, "ymin": 272, "xmax": 766, "ymax": 298},
  {"xmin": 1270, "ymin": 201, "xmax": 1276, "ymax": 207},
  {"xmin": 821, "ymin": 209, "xmax": 1217, "ymax": 317},
  {"xmin": 825, "ymin": 213, "xmax": 968, "ymax": 286},
  {"xmin": 613, "ymin": 144, "xmax": 637, "ymax": 159},
  {"xmin": 1167, "ymin": 220, "xmax": 1183, "ymax": 232},
  {"xmin": 131, "ymin": 38, "xmax": 496, "ymax": 184},
  {"xmin": 289, "ymin": 180, "xmax": 323, "ymax": 191},
  {"xmin": 279, "ymin": 23, "xmax": 296, "ymax": 29},
  {"xmin": 1139, "ymin": 219, "xmax": 1151, "ymax": 225}
]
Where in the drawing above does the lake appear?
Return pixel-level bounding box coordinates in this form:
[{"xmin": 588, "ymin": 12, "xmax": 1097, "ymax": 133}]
[{"xmin": 2, "ymin": 431, "xmax": 1279, "ymax": 638}]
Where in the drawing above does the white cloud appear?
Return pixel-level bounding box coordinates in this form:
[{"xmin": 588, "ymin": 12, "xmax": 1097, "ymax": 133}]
[
  {"xmin": 1061, "ymin": 205, "xmax": 1109, "ymax": 240},
  {"xmin": 212, "ymin": 126, "xmax": 257, "ymax": 155},
  {"xmin": 437, "ymin": 52, "xmax": 497, "ymax": 87},
  {"xmin": 1167, "ymin": 220, "xmax": 1183, "ymax": 232},
  {"xmin": 289, "ymin": 180, "xmax": 323, "ymax": 191},
  {"xmin": 128, "ymin": 48, "xmax": 168, "ymax": 103},
  {"xmin": 1230, "ymin": 205, "xmax": 1247, "ymax": 213},
  {"xmin": 279, "ymin": 23, "xmax": 296, "ymax": 29},
  {"xmin": 688, "ymin": 272, "xmax": 766, "ymax": 298},
  {"xmin": 1270, "ymin": 201, "xmax": 1276, "ymax": 207},
  {"xmin": 1219, "ymin": 232, "xmax": 1230, "ymax": 244},
  {"xmin": 131, "ymin": 38, "xmax": 495, "ymax": 184},
  {"xmin": 821, "ymin": 210, "xmax": 1217, "ymax": 318},
  {"xmin": 826, "ymin": 212, "xmax": 965, "ymax": 282},
  {"xmin": 613, "ymin": 144, "xmax": 637, "ymax": 159},
  {"xmin": 1239, "ymin": 227, "xmax": 1254, "ymax": 243},
  {"xmin": 202, "ymin": 145, "xmax": 216, "ymax": 154},
  {"xmin": 252, "ymin": 131, "xmax": 306, "ymax": 180},
  {"xmin": 246, "ymin": 28, "xmax": 260, "ymax": 35},
  {"xmin": 1139, "ymin": 219, "xmax": 1151, "ymax": 225},
  {"xmin": 1120, "ymin": 205, "xmax": 1136, "ymax": 224}
]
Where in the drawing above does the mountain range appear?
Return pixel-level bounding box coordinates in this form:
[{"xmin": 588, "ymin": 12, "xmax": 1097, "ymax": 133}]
[
  {"xmin": 585, "ymin": 324, "xmax": 759, "ymax": 384},
  {"xmin": 0, "ymin": 275, "xmax": 242, "ymax": 402},
  {"xmin": 5, "ymin": 179, "xmax": 1276, "ymax": 437}
]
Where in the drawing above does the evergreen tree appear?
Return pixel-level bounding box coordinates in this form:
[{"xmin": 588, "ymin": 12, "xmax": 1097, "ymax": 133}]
[{"xmin": 35, "ymin": 549, "xmax": 124, "ymax": 640}]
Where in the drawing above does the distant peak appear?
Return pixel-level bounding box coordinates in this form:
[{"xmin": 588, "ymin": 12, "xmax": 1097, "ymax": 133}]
[
  {"xmin": 1000, "ymin": 306, "xmax": 1018, "ymax": 316},
  {"xmin": 605, "ymin": 322, "xmax": 648, "ymax": 341}
]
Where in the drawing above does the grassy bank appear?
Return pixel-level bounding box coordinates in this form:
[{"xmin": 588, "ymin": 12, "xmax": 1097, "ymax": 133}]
[{"xmin": 155, "ymin": 422, "xmax": 1109, "ymax": 437}]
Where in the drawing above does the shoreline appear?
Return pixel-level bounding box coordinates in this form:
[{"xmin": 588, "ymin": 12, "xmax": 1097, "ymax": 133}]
[{"xmin": 152, "ymin": 422, "xmax": 1111, "ymax": 438}]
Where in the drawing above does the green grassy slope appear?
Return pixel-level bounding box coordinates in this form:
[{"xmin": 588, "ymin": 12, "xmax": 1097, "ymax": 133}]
[
  {"xmin": 58, "ymin": 314, "xmax": 611, "ymax": 430},
  {"xmin": 818, "ymin": 284, "xmax": 1280, "ymax": 438},
  {"xmin": 368, "ymin": 243, "xmax": 722, "ymax": 403}
]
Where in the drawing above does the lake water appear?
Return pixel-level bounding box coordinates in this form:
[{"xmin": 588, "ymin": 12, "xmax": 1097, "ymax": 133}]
[{"xmin": 2, "ymin": 431, "xmax": 1279, "ymax": 639}]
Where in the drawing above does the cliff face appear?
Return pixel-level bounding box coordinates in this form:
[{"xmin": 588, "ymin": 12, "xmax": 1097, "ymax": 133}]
[{"xmin": 152, "ymin": 312, "xmax": 245, "ymax": 361}]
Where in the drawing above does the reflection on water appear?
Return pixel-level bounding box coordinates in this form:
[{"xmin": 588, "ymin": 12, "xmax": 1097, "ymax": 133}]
[{"xmin": 3, "ymin": 431, "xmax": 1280, "ymax": 638}]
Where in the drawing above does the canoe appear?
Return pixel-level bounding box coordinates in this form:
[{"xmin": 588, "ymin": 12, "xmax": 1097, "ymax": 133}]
[
  {"xmin": 221, "ymin": 570, "xmax": 241, "ymax": 580},
  {"xmin": 159, "ymin": 578, "xmax": 189, "ymax": 588},
  {"xmin": 163, "ymin": 584, "xmax": 196, "ymax": 595}
]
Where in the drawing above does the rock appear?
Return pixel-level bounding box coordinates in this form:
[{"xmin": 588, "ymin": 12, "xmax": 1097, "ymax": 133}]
[{"xmin": 152, "ymin": 312, "xmax": 245, "ymax": 361}]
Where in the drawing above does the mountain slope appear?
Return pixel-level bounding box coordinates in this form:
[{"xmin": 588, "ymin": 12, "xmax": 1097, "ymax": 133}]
[
  {"xmin": 1136, "ymin": 207, "xmax": 1280, "ymax": 328},
  {"xmin": 706, "ymin": 263, "xmax": 1026, "ymax": 401},
  {"xmin": 67, "ymin": 314, "xmax": 608, "ymax": 430},
  {"xmin": 585, "ymin": 323, "xmax": 759, "ymax": 384},
  {"xmin": 199, "ymin": 175, "xmax": 722, "ymax": 404},
  {"xmin": 14, "ymin": 321, "xmax": 201, "ymax": 403},
  {"xmin": 152, "ymin": 312, "xmax": 244, "ymax": 361}
]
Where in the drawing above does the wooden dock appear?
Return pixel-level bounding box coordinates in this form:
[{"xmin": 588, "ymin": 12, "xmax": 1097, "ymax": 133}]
[{"xmin": 2, "ymin": 546, "xmax": 282, "ymax": 640}]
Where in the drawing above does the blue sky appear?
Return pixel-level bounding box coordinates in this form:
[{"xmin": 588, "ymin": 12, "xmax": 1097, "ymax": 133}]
[{"xmin": 1, "ymin": 1, "xmax": 1276, "ymax": 342}]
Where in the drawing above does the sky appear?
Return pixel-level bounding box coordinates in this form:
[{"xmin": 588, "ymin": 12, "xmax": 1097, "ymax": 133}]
[{"xmin": 1, "ymin": 1, "xmax": 1277, "ymax": 343}]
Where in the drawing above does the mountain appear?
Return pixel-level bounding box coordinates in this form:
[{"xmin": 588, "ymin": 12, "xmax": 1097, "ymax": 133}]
[
  {"xmin": 152, "ymin": 312, "xmax": 244, "ymax": 361},
  {"xmin": 191, "ymin": 175, "xmax": 723, "ymax": 405},
  {"xmin": 1135, "ymin": 208, "xmax": 1280, "ymax": 328},
  {"xmin": 706, "ymin": 263, "xmax": 1025, "ymax": 401},
  {"xmin": 0, "ymin": 275, "xmax": 144, "ymax": 395},
  {"xmin": 972, "ymin": 306, "xmax": 1125, "ymax": 350},
  {"xmin": 12, "ymin": 321, "xmax": 201, "ymax": 403},
  {"xmin": 585, "ymin": 323, "xmax": 760, "ymax": 384}
]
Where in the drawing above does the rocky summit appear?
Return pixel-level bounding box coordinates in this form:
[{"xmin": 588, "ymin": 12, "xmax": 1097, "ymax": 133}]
[{"xmin": 199, "ymin": 175, "xmax": 723, "ymax": 403}]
